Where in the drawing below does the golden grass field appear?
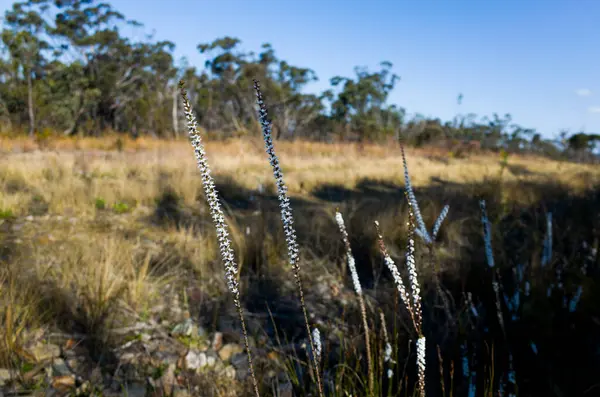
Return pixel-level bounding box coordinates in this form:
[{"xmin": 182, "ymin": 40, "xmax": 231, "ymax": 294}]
[
  {"xmin": 2, "ymin": 135, "xmax": 598, "ymax": 216},
  {"xmin": 1, "ymin": 135, "xmax": 599, "ymax": 395}
]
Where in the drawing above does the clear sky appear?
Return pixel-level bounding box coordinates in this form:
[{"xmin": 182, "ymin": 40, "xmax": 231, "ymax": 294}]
[{"xmin": 3, "ymin": 0, "xmax": 600, "ymax": 138}]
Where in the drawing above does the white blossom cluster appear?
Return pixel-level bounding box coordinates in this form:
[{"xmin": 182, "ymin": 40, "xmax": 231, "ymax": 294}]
[
  {"xmin": 569, "ymin": 285, "xmax": 583, "ymax": 312},
  {"xmin": 432, "ymin": 204, "xmax": 450, "ymax": 240},
  {"xmin": 180, "ymin": 82, "xmax": 260, "ymax": 397},
  {"xmin": 416, "ymin": 336, "xmax": 426, "ymax": 397},
  {"xmin": 479, "ymin": 200, "xmax": 495, "ymax": 268},
  {"xmin": 406, "ymin": 198, "xmax": 423, "ymax": 333},
  {"xmin": 253, "ymin": 79, "xmax": 324, "ymax": 396},
  {"xmin": 312, "ymin": 327, "xmax": 322, "ymax": 361},
  {"xmin": 335, "ymin": 211, "xmax": 363, "ymax": 295},
  {"xmin": 253, "ymin": 80, "xmax": 299, "ymax": 271},
  {"xmin": 375, "ymin": 221, "xmax": 413, "ymax": 320},
  {"xmin": 384, "ymin": 342, "xmax": 392, "ymax": 363},
  {"xmin": 461, "ymin": 343, "xmax": 476, "ymax": 397},
  {"xmin": 180, "ymin": 84, "xmax": 239, "ymax": 297},
  {"xmin": 541, "ymin": 212, "xmax": 553, "ymax": 267},
  {"xmin": 401, "ymin": 145, "xmax": 449, "ymax": 244},
  {"xmin": 479, "ymin": 200, "xmax": 506, "ymax": 333}
]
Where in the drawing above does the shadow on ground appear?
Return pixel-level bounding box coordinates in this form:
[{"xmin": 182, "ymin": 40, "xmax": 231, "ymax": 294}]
[{"xmin": 147, "ymin": 173, "xmax": 600, "ymax": 397}]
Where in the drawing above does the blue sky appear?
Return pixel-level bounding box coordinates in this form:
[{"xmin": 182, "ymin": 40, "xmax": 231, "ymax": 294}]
[{"xmin": 3, "ymin": 0, "xmax": 600, "ymax": 138}]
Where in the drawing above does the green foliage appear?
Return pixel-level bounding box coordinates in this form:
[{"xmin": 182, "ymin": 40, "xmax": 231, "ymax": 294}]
[
  {"xmin": 27, "ymin": 194, "xmax": 48, "ymax": 215},
  {"xmin": 112, "ymin": 201, "xmax": 132, "ymax": 214},
  {"xmin": 34, "ymin": 127, "xmax": 52, "ymax": 148},
  {"xmin": 94, "ymin": 197, "xmax": 106, "ymax": 210},
  {"xmin": 0, "ymin": 0, "xmax": 597, "ymax": 162},
  {"xmin": 0, "ymin": 209, "xmax": 14, "ymax": 219},
  {"xmin": 114, "ymin": 136, "xmax": 124, "ymax": 152}
]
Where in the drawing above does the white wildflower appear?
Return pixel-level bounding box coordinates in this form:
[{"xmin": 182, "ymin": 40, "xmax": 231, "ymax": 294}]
[
  {"xmin": 384, "ymin": 342, "xmax": 392, "ymax": 363},
  {"xmin": 180, "ymin": 81, "xmax": 260, "ymax": 397},
  {"xmin": 416, "ymin": 336, "xmax": 426, "ymax": 397},
  {"xmin": 375, "ymin": 221, "xmax": 415, "ymax": 324},
  {"xmin": 530, "ymin": 341, "xmax": 538, "ymax": 355},
  {"xmin": 432, "ymin": 205, "xmax": 449, "ymax": 239},
  {"xmin": 180, "ymin": 84, "xmax": 238, "ymax": 295},
  {"xmin": 335, "ymin": 212, "xmax": 362, "ymax": 295},
  {"xmin": 479, "ymin": 200, "xmax": 495, "ymax": 268},
  {"xmin": 569, "ymin": 285, "xmax": 583, "ymax": 312},
  {"xmin": 401, "ymin": 144, "xmax": 449, "ymax": 244},
  {"xmin": 541, "ymin": 212, "xmax": 552, "ymax": 267},
  {"xmin": 406, "ymin": 199, "xmax": 423, "ymax": 333},
  {"xmin": 312, "ymin": 327, "xmax": 322, "ymax": 361},
  {"xmin": 253, "ymin": 79, "xmax": 323, "ymax": 396}
]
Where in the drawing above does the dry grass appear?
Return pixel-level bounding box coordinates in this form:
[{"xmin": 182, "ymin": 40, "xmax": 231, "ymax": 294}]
[
  {"xmin": 1, "ymin": 135, "xmax": 599, "ymax": 395},
  {"xmin": 1, "ymin": 136, "xmax": 598, "ymax": 218}
]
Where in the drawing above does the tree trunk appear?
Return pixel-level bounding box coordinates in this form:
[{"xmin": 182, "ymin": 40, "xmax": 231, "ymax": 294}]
[
  {"xmin": 64, "ymin": 91, "xmax": 86, "ymax": 136},
  {"xmin": 172, "ymin": 84, "xmax": 179, "ymax": 138},
  {"xmin": 27, "ymin": 70, "xmax": 35, "ymax": 137}
]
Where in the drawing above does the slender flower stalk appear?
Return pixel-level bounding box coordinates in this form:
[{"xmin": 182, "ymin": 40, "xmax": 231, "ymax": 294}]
[
  {"xmin": 401, "ymin": 142, "xmax": 452, "ymax": 326},
  {"xmin": 179, "ymin": 81, "xmax": 260, "ymax": 397},
  {"xmin": 507, "ymin": 354, "xmax": 517, "ymax": 397},
  {"xmin": 335, "ymin": 210, "xmax": 374, "ymax": 395},
  {"xmin": 312, "ymin": 327, "xmax": 322, "ymax": 363},
  {"xmin": 406, "ymin": 193, "xmax": 423, "ymax": 335},
  {"xmin": 401, "ymin": 144, "xmax": 431, "ymax": 243},
  {"xmin": 479, "ymin": 200, "xmax": 506, "ymax": 335},
  {"xmin": 432, "ymin": 205, "xmax": 449, "ymax": 240},
  {"xmin": 253, "ymin": 79, "xmax": 324, "ymax": 397},
  {"xmin": 380, "ymin": 310, "xmax": 395, "ymax": 380},
  {"xmin": 461, "ymin": 342, "xmax": 476, "ymax": 397},
  {"xmin": 479, "ymin": 200, "xmax": 495, "ymax": 269},
  {"xmin": 375, "ymin": 221, "xmax": 416, "ymax": 328},
  {"xmin": 568, "ymin": 285, "xmax": 583, "ymax": 312},
  {"xmin": 376, "ymin": 185, "xmax": 426, "ymax": 395},
  {"xmin": 416, "ymin": 336, "xmax": 427, "ymax": 397},
  {"xmin": 436, "ymin": 346, "xmax": 446, "ymax": 397},
  {"xmin": 400, "ymin": 144, "xmax": 450, "ymax": 244},
  {"xmin": 406, "ymin": 193, "xmax": 426, "ymax": 397},
  {"xmin": 466, "ymin": 292, "xmax": 479, "ymax": 319},
  {"xmin": 541, "ymin": 212, "xmax": 553, "ymax": 267}
]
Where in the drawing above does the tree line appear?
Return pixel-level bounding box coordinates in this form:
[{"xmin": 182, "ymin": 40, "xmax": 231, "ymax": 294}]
[{"xmin": 1, "ymin": 0, "xmax": 598, "ymax": 161}]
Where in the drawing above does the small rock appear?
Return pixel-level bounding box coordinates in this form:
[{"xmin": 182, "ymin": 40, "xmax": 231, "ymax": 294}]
[
  {"xmin": 75, "ymin": 380, "xmax": 91, "ymax": 395},
  {"xmin": 223, "ymin": 365, "xmax": 236, "ymax": 379},
  {"xmin": 120, "ymin": 383, "xmax": 146, "ymax": 397},
  {"xmin": 158, "ymin": 363, "xmax": 176, "ymax": 396},
  {"xmin": 206, "ymin": 355, "xmax": 216, "ymax": 367},
  {"xmin": 119, "ymin": 352, "xmax": 137, "ymax": 363},
  {"xmin": 90, "ymin": 366, "xmax": 102, "ymax": 384},
  {"xmin": 218, "ymin": 343, "xmax": 243, "ymax": 362},
  {"xmin": 212, "ymin": 332, "xmax": 223, "ymax": 351},
  {"xmin": 30, "ymin": 343, "xmax": 60, "ymax": 361},
  {"xmin": 0, "ymin": 368, "xmax": 12, "ymax": 386},
  {"xmin": 51, "ymin": 359, "xmax": 71, "ymax": 376},
  {"xmin": 198, "ymin": 326, "xmax": 208, "ymax": 339},
  {"xmin": 172, "ymin": 318, "xmax": 193, "ymax": 336},
  {"xmin": 51, "ymin": 375, "xmax": 75, "ymax": 393},
  {"xmin": 185, "ymin": 351, "xmax": 207, "ymax": 370},
  {"xmin": 277, "ymin": 381, "xmax": 293, "ymax": 397},
  {"xmin": 231, "ymin": 353, "xmax": 249, "ymax": 381},
  {"xmin": 152, "ymin": 351, "xmax": 179, "ymax": 366}
]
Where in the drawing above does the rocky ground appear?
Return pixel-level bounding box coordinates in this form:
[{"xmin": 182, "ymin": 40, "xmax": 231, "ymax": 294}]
[
  {"xmin": 0, "ymin": 209, "xmax": 360, "ymax": 396},
  {"xmin": 0, "ymin": 317, "xmax": 289, "ymax": 396}
]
